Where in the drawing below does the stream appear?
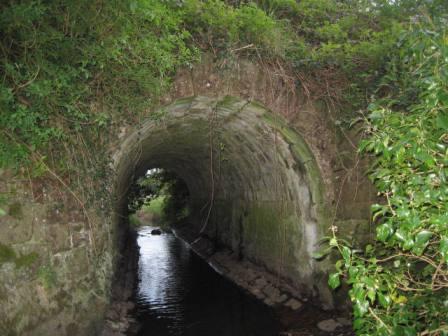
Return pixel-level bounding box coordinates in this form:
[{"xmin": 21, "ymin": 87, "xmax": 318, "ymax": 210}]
[
  {"xmin": 98, "ymin": 225, "xmax": 354, "ymax": 336},
  {"xmin": 130, "ymin": 226, "xmax": 281, "ymax": 336}
]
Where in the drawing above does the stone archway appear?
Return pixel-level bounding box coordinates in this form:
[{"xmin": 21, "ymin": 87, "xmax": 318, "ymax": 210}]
[{"xmin": 114, "ymin": 96, "xmax": 333, "ymax": 306}]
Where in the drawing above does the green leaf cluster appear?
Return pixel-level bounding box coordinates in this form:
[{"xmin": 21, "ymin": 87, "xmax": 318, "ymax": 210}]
[
  {"xmin": 0, "ymin": 0, "xmax": 198, "ymax": 168},
  {"xmin": 330, "ymin": 15, "xmax": 448, "ymax": 335},
  {"xmin": 127, "ymin": 170, "xmax": 189, "ymax": 224}
]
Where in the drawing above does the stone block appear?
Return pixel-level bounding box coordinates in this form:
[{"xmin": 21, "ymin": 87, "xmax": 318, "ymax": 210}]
[
  {"xmin": 317, "ymin": 319, "xmax": 342, "ymax": 332},
  {"xmin": 284, "ymin": 298, "xmax": 303, "ymax": 310}
]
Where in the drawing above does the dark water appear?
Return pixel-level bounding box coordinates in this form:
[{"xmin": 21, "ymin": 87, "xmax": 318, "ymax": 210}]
[{"xmin": 131, "ymin": 226, "xmax": 281, "ymax": 336}]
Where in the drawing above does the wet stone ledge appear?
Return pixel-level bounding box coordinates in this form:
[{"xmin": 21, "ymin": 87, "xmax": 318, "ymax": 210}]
[
  {"xmin": 184, "ymin": 233, "xmax": 307, "ymax": 311},
  {"xmin": 173, "ymin": 226, "xmax": 353, "ymax": 336}
]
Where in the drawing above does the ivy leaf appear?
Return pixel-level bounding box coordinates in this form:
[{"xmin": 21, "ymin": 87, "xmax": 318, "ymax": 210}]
[
  {"xmin": 348, "ymin": 266, "xmax": 359, "ymax": 281},
  {"xmin": 403, "ymin": 237, "xmax": 415, "ymax": 250},
  {"xmin": 369, "ymin": 109, "xmax": 383, "ymax": 120},
  {"xmin": 335, "ymin": 259, "xmax": 344, "ymax": 272},
  {"xmin": 415, "ymin": 230, "xmax": 432, "ymax": 246},
  {"xmin": 392, "ymin": 295, "xmax": 408, "ymax": 304},
  {"xmin": 436, "ymin": 112, "xmax": 448, "ymax": 129},
  {"xmin": 354, "ymin": 299, "xmax": 369, "ymax": 317},
  {"xmin": 377, "ymin": 223, "xmax": 393, "ymax": 242},
  {"xmin": 341, "ymin": 246, "xmax": 351, "ymax": 264},
  {"xmin": 439, "ymin": 237, "xmax": 448, "ymax": 262},
  {"xmin": 367, "ymin": 288, "xmax": 376, "ymax": 303},
  {"xmin": 353, "ymin": 317, "xmax": 364, "ymax": 330},
  {"xmin": 378, "ymin": 292, "xmax": 391, "ymax": 308},
  {"xmin": 328, "ymin": 272, "xmax": 341, "ymax": 289}
]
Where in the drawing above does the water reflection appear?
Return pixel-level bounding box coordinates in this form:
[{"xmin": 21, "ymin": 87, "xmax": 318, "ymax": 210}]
[{"xmin": 133, "ymin": 226, "xmax": 280, "ymax": 336}]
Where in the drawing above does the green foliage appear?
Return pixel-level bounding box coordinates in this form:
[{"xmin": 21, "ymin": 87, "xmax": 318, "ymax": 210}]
[
  {"xmin": 256, "ymin": 0, "xmax": 404, "ymax": 69},
  {"xmin": 183, "ymin": 0, "xmax": 289, "ymax": 56},
  {"xmin": 127, "ymin": 170, "xmax": 165, "ymax": 214},
  {"xmin": 256, "ymin": 0, "xmax": 299, "ymax": 18},
  {"xmin": 2, "ymin": 0, "xmax": 432, "ymax": 171},
  {"xmin": 328, "ymin": 16, "xmax": 448, "ymax": 335},
  {"xmin": 0, "ymin": 0, "xmax": 198, "ymax": 169},
  {"xmin": 127, "ymin": 170, "xmax": 189, "ymax": 224},
  {"xmin": 129, "ymin": 214, "xmax": 142, "ymax": 228},
  {"xmin": 143, "ymin": 196, "xmax": 165, "ymax": 217},
  {"xmin": 160, "ymin": 175, "xmax": 190, "ymax": 224}
]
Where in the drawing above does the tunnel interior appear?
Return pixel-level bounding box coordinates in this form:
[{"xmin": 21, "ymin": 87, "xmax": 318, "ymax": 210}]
[
  {"xmin": 113, "ymin": 96, "xmax": 332, "ymax": 304},
  {"xmin": 126, "ymin": 168, "xmax": 191, "ymax": 225}
]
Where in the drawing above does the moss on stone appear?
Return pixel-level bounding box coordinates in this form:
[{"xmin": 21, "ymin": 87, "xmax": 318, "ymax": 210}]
[
  {"xmin": 8, "ymin": 202, "xmax": 23, "ymax": 219},
  {"xmin": 262, "ymin": 112, "xmax": 329, "ymax": 223},
  {"xmin": 0, "ymin": 243, "xmax": 39, "ymax": 268},
  {"xmin": 0, "ymin": 243, "xmax": 16, "ymax": 264},
  {"xmin": 15, "ymin": 252, "xmax": 39, "ymax": 269},
  {"xmin": 37, "ymin": 265, "xmax": 57, "ymax": 289},
  {"xmin": 242, "ymin": 203, "xmax": 297, "ymax": 263},
  {"xmin": 217, "ymin": 95, "xmax": 235, "ymax": 106}
]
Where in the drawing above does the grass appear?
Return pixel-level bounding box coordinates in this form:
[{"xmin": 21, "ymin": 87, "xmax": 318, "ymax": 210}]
[
  {"xmin": 129, "ymin": 196, "xmax": 166, "ymax": 228},
  {"xmin": 142, "ymin": 196, "xmax": 165, "ymax": 217}
]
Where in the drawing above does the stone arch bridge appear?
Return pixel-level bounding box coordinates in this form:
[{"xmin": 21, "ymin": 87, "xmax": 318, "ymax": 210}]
[{"xmin": 0, "ymin": 58, "xmax": 374, "ymax": 335}]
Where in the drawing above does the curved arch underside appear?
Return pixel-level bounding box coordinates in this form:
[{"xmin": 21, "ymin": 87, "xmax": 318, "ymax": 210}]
[{"xmin": 115, "ymin": 96, "xmax": 332, "ymax": 303}]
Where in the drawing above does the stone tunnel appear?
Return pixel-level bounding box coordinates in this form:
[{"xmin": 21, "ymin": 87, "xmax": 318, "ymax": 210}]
[{"xmin": 114, "ymin": 95, "xmax": 332, "ymax": 306}]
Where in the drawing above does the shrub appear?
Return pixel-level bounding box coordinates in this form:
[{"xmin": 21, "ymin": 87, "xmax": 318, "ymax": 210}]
[{"xmin": 329, "ymin": 15, "xmax": 448, "ymax": 335}]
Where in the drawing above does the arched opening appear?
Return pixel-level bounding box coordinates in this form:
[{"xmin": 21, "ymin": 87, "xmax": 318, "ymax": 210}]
[
  {"xmin": 127, "ymin": 169, "xmax": 190, "ymax": 229},
  {"xmin": 108, "ymin": 96, "xmax": 342, "ymax": 334},
  {"xmin": 123, "ymin": 168, "xmax": 283, "ymax": 335}
]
